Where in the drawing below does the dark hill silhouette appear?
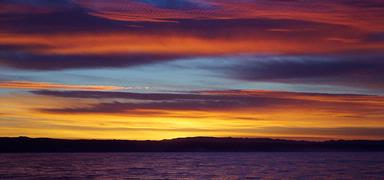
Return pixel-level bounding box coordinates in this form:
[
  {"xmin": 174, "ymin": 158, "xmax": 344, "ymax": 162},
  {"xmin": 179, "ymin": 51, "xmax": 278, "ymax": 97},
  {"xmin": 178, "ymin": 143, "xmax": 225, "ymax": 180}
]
[{"xmin": 1, "ymin": 136, "xmax": 384, "ymax": 152}]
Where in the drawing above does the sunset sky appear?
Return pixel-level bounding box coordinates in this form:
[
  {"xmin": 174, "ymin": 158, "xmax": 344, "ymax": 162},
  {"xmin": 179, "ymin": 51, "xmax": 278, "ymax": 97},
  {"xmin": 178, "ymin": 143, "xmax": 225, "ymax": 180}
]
[{"xmin": 1, "ymin": 0, "xmax": 384, "ymax": 140}]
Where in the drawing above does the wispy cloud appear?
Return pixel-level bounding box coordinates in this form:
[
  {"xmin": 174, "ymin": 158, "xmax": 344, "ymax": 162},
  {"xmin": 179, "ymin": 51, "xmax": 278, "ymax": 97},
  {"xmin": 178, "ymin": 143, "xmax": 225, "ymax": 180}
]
[
  {"xmin": 213, "ymin": 54, "xmax": 384, "ymax": 90},
  {"xmin": 34, "ymin": 89, "xmax": 384, "ymax": 118},
  {"xmin": 0, "ymin": 80, "xmax": 134, "ymax": 91}
]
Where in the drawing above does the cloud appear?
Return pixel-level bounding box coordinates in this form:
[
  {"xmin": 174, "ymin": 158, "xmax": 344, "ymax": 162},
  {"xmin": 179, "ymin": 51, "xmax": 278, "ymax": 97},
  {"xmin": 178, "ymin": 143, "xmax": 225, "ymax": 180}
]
[
  {"xmin": 0, "ymin": 17, "xmax": 373, "ymax": 70},
  {"xmin": 0, "ymin": 8, "xmax": 127, "ymax": 34},
  {"xmin": 337, "ymin": 0, "xmax": 384, "ymax": 8},
  {"xmin": 365, "ymin": 32, "xmax": 384, "ymax": 42},
  {"xmin": 136, "ymin": 0, "xmax": 212, "ymax": 10},
  {"xmin": 33, "ymin": 90, "xmax": 384, "ymax": 117},
  {"xmin": 0, "ymin": 51, "xmax": 184, "ymax": 70},
  {"xmin": 1, "ymin": 0, "xmax": 71, "ymax": 6},
  {"xmin": 0, "ymin": 81, "xmax": 129, "ymax": 91},
  {"xmin": 0, "ymin": 0, "xmax": 383, "ymax": 70},
  {"xmin": 219, "ymin": 54, "xmax": 384, "ymax": 89},
  {"xmin": 31, "ymin": 90, "xmax": 298, "ymax": 114},
  {"xmin": 0, "ymin": 0, "xmax": 74, "ymax": 14},
  {"xmin": 77, "ymin": 0, "xmax": 384, "ymax": 31}
]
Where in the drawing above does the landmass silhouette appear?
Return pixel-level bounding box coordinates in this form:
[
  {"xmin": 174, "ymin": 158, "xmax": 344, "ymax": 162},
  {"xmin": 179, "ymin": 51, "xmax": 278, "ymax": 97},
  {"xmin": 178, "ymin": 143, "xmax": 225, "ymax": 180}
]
[{"xmin": 1, "ymin": 137, "xmax": 384, "ymax": 152}]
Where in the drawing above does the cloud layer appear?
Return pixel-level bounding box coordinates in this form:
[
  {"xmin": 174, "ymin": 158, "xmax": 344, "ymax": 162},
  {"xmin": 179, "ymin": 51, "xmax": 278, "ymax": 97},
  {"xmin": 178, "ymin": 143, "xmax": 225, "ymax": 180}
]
[
  {"xmin": 0, "ymin": 80, "xmax": 127, "ymax": 91},
  {"xmin": 33, "ymin": 90, "xmax": 384, "ymax": 118},
  {"xmin": 218, "ymin": 54, "xmax": 384, "ymax": 90},
  {"xmin": 1, "ymin": 0, "xmax": 383, "ymax": 70}
]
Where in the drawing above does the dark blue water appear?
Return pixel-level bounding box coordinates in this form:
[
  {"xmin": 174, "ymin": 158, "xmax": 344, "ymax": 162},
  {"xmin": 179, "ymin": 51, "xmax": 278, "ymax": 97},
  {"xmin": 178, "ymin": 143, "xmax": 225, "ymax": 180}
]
[{"xmin": 0, "ymin": 153, "xmax": 383, "ymax": 179}]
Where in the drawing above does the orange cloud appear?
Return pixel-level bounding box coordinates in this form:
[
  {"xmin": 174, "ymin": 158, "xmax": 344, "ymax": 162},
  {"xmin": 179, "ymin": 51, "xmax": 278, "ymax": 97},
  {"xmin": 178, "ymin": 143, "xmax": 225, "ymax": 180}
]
[
  {"xmin": 76, "ymin": 0, "xmax": 384, "ymax": 31},
  {"xmin": 0, "ymin": 81, "xmax": 129, "ymax": 91},
  {"xmin": 1, "ymin": 1, "xmax": 383, "ymax": 70},
  {"xmin": 1, "ymin": 29, "xmax": 382, "ymax": 57}
]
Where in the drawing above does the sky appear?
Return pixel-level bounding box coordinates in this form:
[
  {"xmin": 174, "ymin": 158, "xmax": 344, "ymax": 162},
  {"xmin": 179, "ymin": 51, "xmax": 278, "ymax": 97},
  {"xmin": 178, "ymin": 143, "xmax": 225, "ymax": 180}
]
[{"xmin": 0, "ymin": 0, "xmax": 384, "ymax": 140}]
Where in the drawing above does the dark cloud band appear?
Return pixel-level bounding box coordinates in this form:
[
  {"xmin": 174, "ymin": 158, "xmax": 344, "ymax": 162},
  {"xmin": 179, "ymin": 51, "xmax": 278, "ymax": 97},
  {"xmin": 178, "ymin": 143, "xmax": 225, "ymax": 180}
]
[
  {"xmin": 32, "ymin": 90, "xmax": 384, "ymax": 116},
  {"xmin": 220, "ymin": 54, "xmax": 384, "ymax": 89}
]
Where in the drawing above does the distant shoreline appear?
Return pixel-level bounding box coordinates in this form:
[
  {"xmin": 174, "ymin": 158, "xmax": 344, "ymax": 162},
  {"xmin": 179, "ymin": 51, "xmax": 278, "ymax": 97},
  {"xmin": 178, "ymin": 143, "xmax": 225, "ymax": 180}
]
[{"xmin": 1, "ymin": 136, "xmax": 384, "ymax": 153}]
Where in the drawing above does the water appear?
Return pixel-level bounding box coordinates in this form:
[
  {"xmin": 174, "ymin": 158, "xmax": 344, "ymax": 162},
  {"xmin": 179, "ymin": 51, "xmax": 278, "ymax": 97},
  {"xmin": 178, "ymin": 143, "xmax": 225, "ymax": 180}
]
[{"xmin": 0, "ymin": 153, "xmax": 383, "ymax": 179}]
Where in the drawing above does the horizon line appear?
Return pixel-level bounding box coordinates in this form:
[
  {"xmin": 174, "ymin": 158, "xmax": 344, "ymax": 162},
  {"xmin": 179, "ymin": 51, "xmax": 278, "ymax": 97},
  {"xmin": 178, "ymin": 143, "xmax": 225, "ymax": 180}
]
[{"xmin": 3, "ymin": 136, "xmax": 384, "ymax": 142}]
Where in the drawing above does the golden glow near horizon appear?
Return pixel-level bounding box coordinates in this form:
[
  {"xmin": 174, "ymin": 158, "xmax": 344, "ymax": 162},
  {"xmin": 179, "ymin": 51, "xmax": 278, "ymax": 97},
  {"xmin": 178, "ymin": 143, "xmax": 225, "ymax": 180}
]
[{"xmin": 1, "ymin": 85, "xmax": 384, "ymax": 140}]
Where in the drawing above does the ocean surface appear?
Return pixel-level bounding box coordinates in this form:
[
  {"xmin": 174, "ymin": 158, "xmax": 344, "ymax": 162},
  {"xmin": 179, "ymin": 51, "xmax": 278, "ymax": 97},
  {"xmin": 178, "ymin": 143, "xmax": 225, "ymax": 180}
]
[{"xmin": 0, "ymin": 152, "xmax": 383, "ymax": 179}]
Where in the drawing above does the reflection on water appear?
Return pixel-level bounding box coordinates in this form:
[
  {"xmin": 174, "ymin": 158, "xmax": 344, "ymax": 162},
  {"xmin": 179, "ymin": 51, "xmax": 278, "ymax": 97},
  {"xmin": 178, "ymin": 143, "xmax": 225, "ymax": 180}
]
[{"xmin": 0, "ymin": 153, "xmax": 383, "ymax": 179}]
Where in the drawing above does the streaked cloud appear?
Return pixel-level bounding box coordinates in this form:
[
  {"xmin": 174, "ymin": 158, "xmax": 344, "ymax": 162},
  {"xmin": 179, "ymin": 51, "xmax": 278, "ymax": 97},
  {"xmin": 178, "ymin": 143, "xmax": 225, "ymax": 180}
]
[
  {"xmin": 210, "ymin": 54, "xmax": 384, "ymax": 90},
  {"xmin": 1, "ymin": 0, "xmax": 383, "ymax": 70},
  {"xmin": 33, "ymin": 90, "xmax": 384, "ymax": 119},
  {"xmin": 0, "ymin": 80, "xmax": 130, "ymax": 91},
  {"xmin": 78, "ymin": 0, "xmax": 384, "ymax": 31}
]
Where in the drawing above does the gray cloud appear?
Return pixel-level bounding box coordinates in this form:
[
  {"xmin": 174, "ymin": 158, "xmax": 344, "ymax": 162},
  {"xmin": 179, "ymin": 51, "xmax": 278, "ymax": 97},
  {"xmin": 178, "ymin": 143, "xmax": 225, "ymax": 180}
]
[{"xmin": 219, "ymin": 53, "xmax": 384, "ymax": 89}]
